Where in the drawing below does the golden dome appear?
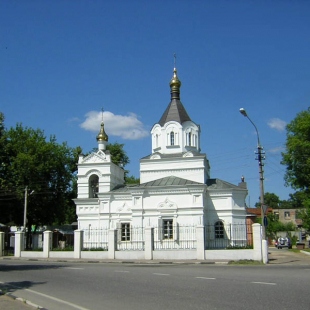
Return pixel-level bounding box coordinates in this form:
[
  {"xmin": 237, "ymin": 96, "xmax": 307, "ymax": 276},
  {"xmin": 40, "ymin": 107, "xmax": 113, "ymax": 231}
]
[
  {"xmin": 169, "ymin": 67, "xmax": 181, "ymax": 99},
  {"xmin": 169, "ymin": 68, "xmax": 181, "ymax": 89},
  {"xmin": 96, "ymin": 121, "xmax": 108, "ymax": 142}
]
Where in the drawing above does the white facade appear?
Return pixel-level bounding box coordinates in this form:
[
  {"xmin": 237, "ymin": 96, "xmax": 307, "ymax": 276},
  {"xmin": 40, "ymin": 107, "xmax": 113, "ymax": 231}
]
[{"xmin": 74, "ymin": 67, "xmax": 248, "ymax": 239}]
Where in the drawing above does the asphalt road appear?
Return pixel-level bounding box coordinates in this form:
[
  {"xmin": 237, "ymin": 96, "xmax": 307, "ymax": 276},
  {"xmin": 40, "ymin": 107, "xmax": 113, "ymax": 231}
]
[{"xmin": 1, "ymin": 250, "xmax": 310, "ymax": 310}]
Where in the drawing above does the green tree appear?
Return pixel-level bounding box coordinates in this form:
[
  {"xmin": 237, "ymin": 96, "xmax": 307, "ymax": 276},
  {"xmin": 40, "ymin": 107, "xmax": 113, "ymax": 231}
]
[
  {"xmin": 125, "ymin": 175, "xmax": 140, "ymax": 184},
  {"xmin": 281, "ymin": 108, "xmax": 310, "ymax": 230},
  {"xmin": 0, "ymin": 122, "xmax": 81, "ymax": 247},
  {"xmin": 266, "ymin": 212, "xmax": 296, "ymax": 239},
  {"xmin": 282, "ymin": 108, "xmax": 310, "ymax": 190},
  {"xmin": 106, "ymin": 142, "xmax": 129, "ymax": 167},
  {"xmin": 263, "ymin": 192, "xmax": 280, "ymax": 209}
]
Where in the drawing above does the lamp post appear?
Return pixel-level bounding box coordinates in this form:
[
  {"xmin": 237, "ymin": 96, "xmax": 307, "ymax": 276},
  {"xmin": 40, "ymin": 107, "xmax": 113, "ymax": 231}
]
[
  {"xmin": 23, "ymin": 186, "xmax": 28, "ymax": 232},
  {"xmin": 239, "ymin": 108, "xmax": 266, "ymax": 240}
]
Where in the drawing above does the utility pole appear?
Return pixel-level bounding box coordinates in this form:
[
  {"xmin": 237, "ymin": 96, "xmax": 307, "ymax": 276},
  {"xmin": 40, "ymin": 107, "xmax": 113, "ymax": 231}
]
[
  {"xmin": 239, "ymin": 108, "xmax": 266, "ymax": 240},
  {"xmin": 23, "ymin": 186, "xmax": 28, "ymax": 232}
]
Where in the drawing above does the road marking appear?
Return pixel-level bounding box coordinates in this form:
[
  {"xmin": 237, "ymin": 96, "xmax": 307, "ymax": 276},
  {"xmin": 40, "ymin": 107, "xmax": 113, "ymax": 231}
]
[
  {"xmin": 251, "ymin": 282, "xmax": 276, "ymax": 286},
  {"xmin": 153, "ymin": 273, "xmax": 170, "ymax": 276},
  {"xmin": 196, "ymin": 277, "xmax": 216, "ymax": 280},
  {"xmin": 24, "ymin": 288, "xmax": 91, "ymax": 310},
  {"xmin": 63, "ymin": 267, "xmax": 84, "ymax": 270},
  {"xmin": 0, "ymin": 282, "xmax": 90, "ymax": 310}
]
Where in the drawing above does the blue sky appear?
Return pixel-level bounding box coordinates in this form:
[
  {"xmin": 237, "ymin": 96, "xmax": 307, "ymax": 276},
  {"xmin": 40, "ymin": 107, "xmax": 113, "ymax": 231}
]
[{"xmin": 1, "ymin": 1, "xmax": 309, "ymax": 205}]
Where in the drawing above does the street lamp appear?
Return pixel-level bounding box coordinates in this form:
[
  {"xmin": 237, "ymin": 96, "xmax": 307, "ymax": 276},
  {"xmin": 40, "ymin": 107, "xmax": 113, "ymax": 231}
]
[{"xmin": 239, "ymin": 108, "xmax": 266, "ymax": 240}]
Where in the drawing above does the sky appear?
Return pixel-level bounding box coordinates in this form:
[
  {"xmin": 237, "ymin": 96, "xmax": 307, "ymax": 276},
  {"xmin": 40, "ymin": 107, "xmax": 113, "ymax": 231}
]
[{"xmin": 1, "ymin": 0, "xmax": 309, "ymax": 206}]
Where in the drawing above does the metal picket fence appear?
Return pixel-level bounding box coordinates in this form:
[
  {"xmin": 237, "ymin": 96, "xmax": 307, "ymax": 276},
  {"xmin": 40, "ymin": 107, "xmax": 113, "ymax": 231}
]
[
  {"xmin": 83, "ymin": 228, "xmax": 109, "ymax": 250},
  {"xmin": 204, "ymin": 223, "xmax": 252, "ymax": 249},
  {"xmin": 116, "ymin": 226, "xmax": 145, "ymax": 251},
  {"xmin": 154, "ymin": 225, "xmax": 197, "ymax": 250}
]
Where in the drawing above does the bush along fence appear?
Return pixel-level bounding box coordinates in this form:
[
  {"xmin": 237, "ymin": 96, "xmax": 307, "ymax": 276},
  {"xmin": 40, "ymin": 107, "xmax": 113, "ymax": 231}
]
[{"xmin": 6, "ymin": 223, "xmax": 266, "ymax": 262}]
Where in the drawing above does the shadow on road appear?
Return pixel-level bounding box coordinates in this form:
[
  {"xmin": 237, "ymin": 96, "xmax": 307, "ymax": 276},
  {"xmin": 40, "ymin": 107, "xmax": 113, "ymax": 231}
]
[
  {"xmin": 0, "ymin": 280, "xmax": 46, "ymax": 296},
  {"xmin": 0, "ymin": 263, "xmax": 65, "ymax": 272}
]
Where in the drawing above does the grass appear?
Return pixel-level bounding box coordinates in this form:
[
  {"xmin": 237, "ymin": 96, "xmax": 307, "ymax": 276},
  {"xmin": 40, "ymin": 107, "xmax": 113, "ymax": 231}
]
[{"xmin": 228, "ymin": 259, "xmax": 263, "ymax": 265}]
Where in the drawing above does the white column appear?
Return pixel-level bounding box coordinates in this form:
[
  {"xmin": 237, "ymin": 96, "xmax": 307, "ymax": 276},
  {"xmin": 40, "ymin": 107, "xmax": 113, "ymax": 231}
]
[
  {"xmin": 252, "ymin": 223, "xmax": 265, "ymax": 263},
  {"xmin": 14, "ymin": 231, "xmax": 24, "ymax": 257},
  {"xmin": 0, "ymin": 232, "xmax": 4, "ymax": 257},
  {"xmin": 74, "ymin": 230, "xmax": 83, "ymax": 259},
  {"xmin": 108, "ymin": 229, "xmax": 117, "ymax": 259},
  {"xmin": 144, "ymin": 227, "xmax": 154, "ymax": 260},
  {"xmin": 196, "ymin": 225, "xmax": 205, "ymax": 260},
  {"xmin": 43, "ymin": 230, "xmax": 52, "ymax": 258}
]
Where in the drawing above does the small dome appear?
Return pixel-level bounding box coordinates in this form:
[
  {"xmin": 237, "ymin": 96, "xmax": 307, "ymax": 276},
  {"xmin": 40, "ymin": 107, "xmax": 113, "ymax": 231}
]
[
  {"xmin": 96, "ymin": 121, "xmax": 108, "ymax": 142},
  {"xmin": 169, "ymin": 67, "xmax": 181, "ymax": 90}
]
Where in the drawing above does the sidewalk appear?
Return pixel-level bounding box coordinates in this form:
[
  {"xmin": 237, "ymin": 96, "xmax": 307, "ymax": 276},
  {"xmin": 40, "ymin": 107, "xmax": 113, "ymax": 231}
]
[{"xmin": 0, "ymin": 293, "xmax": 44, "ymax": 310}]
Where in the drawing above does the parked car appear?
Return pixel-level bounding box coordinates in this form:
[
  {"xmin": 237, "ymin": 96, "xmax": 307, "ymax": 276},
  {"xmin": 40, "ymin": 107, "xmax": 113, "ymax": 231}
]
[{"xmin": 277, "ymin": 237, "xmax": 292, "ymax": 249}]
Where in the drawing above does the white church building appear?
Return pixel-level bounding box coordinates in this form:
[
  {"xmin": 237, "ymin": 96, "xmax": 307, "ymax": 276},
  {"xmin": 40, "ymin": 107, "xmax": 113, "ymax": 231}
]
[{"xmin": 74, "ymin": 66, "xmax": 248, "ymax": 250}]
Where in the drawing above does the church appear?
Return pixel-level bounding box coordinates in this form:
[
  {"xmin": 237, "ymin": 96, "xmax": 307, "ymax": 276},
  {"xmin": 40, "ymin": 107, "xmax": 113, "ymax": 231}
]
[{"xmin": 74, "ymin": 65, "xmax": 248, "ymax": 243}]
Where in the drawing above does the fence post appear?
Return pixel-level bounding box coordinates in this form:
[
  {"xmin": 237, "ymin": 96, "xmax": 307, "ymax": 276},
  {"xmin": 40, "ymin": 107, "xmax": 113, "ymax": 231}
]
[
  {"xmin": 43, "ymin": 230, "xmax": 52, "ymax": 258},
  {"xmin": 252, "ymin": 223, "xmax": 265, "ymax": 262},
  {"xmin": 108, "ymin": 229, "xmax": 117, "ymax": 259},
  {"xmin": 74, "ymin": 230, "xmax": 83, "ymax": 259},
  {"xmin": 0, "ymin": 232, "xmax": 4, "ymax": 257},
  {"xmin": 144, "ymin": 227, "xmax": 154, "ymax": 260},
  {"xmin": 196, "ymin": 225, "xmax": 205, "ymax": 260},
  {"xmin": 14, "ymin": 231, "xmax": 24, "ymax": 257}
]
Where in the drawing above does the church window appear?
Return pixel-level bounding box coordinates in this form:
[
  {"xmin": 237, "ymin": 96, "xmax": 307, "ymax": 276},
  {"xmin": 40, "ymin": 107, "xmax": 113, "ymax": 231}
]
[
  {"xmin": 214, "ymin": 221, "xmax": 224, "ymax": 239},
  {"xmin": 188, "ymin": 132, "xmax": 192, "ymax": 146},
  {"xmin": 121, "ymin": 223, "xmax": 131, "ymax": 241},
  {"xmin": 89, "ymin": 175, "xmax": 99, "ymax": 198},
  {"xmin": 163, "ymin": 219, "xmax": 173, "ymax": 239},
  {"xmin": 170, "ymin": 132, "xmax": 175, "ymax": 146},
  {"xmin": 155, "ymin": 134, "xmax": 159, "ymax": 148}
]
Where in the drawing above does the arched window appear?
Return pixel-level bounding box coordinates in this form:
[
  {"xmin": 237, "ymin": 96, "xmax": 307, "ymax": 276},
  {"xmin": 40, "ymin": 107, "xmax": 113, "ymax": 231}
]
[
  {"xmin": 188, "ymin": 132, "xmax": 192, "ymax": 146},
  {"xmin": 89, "ymin": 174, "xmax": 99, "ymax": 198},
  {"xmin": 155, "ymin": 134, "xmax": 159, "ymax": 148},
  {"xmin": 214, "ymin": 221, "xmax": 224, "ymax": 239},
  {"xmin": 170, "ymin": 132, "xmax": 175, "ymax": 146}
]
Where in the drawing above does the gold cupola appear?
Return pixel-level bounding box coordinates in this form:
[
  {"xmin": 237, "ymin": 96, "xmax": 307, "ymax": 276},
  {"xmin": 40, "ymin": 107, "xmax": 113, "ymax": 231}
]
[
  {"xmin": 96, "ymin": 121, "xmax": 108, "ymax": 151},
  {"xmin": 169, "ymin": 67, "xmax": 181, "ymax": 100}
]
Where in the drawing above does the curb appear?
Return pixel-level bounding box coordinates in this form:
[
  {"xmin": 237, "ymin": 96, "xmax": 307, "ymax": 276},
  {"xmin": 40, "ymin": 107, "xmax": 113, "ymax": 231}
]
[{"xmin": 1, "ymin": 256, "xmax": 231, "ymax": 265}]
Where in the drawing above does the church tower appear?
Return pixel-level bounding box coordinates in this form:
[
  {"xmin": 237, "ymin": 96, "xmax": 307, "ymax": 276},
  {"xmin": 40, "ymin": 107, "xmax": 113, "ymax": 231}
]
[
  {"xmin": 75, "ymin": 118, "xmax": 124, "ymax": 200},
  {"xmin": 140, "ymin": 65, "xmax": 210, "ymax": 184}
]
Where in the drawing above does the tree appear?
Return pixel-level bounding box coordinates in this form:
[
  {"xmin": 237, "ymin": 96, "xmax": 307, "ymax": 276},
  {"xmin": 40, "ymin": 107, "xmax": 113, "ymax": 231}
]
[
  {"xmin": 0, "ymin": 121, "xmax": 81, "ymax": 247},
  {"xmin": 282, "ymin": 108, "xmax": 310, "ymax": 190},
  {"xmin": 263, "ymin": 192, "xmax": 280, "ymax": 209},
  {"xmin": 125, "ymin": 175, "xmax": 140, "ymax": 184},
  {"xmin": 281, "ymin": 108, "xmax": 310, "ymax": 231},
  {"xmin": 106, "ymin": 142, "xmax": 129, "ymax": 167}
]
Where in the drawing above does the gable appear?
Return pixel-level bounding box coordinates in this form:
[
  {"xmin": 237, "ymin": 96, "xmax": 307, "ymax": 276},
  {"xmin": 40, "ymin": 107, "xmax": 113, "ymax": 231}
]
[{"xmin": 81, "ymin": 151, "xmax": 108, "ymax": 164}]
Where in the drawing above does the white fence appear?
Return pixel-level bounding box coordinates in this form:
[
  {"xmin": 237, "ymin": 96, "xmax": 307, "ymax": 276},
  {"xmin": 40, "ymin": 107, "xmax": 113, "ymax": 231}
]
[{"xmin": 8, "ymin": 223, "xmax": 266, "ymax": 262}]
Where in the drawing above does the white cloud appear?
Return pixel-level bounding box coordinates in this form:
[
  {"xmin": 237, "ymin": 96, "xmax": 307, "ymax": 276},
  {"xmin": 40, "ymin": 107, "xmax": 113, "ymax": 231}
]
[
  {"xmin": 268, "ymin": 146, "xmax": 284, "ymax": 154},
  {"xmin": 80, "ymin": 110, "xmax": 149, "ymax": 140},
  {"xmin": 267, "ymin": 118, "xmax": 286, "ymax": 132}
]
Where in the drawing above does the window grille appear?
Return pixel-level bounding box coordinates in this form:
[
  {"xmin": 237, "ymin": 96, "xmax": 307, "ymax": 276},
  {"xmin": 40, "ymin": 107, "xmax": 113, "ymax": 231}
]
[
  {"xmin": 214, "ymin": 221, "xmax": 224, "ymax": 239},
  {"xmin": 121, "ymin": 223, "xmax": 131, "ymax": 241},
  {"xmin": 163, "ymin": 219, "xmax": 173, "ymax": 239}
]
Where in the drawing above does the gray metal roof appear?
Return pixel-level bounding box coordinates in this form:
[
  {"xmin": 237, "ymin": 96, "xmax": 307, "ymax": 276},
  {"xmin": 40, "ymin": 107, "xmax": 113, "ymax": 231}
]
[
  {"xmin": 206, "ymin": 178, "xmax": 244, "ymax": 190},
  {"xmin": 107, "ymin": 177, "xmax": 244, "ymax": 194},
  {"xmin": 158, "ymin": 99, "xmax": 191, "ymax": 126},
  {"xmin": 140, "ymin": 176, "xmax": 202, "ymax": 187},
  {"xmin": 110, "ymin": 176, "xmax": 203, "ymax": 193}
]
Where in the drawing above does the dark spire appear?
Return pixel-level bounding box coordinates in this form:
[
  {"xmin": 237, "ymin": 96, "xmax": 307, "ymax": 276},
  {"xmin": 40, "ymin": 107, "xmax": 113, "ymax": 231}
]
[{"xmin": 158, "ymin": 63, "xmax": 192, "ymax": 126}]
